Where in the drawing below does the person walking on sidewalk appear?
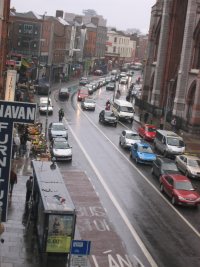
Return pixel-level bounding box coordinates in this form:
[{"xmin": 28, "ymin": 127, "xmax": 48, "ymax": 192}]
[
  {"xmin": 9, "ymin": 169, "xmax": 17, "ymax": 197},
  {"xmin": 171, "ymin": 117, "xmax": 177, "ymax": 132},
  {"xmin": 26, "ymin": 139, "xmax": 32, "ymax": 158},
  {"xmin": 26, "ymin": 176, "xmax": 33, "ymax": 203},
  {"xmin": 160, "ymin": 116, "xmax": 164, "ymax": 129}
]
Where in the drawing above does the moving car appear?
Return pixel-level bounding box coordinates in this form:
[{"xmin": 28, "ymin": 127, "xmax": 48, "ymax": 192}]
[
  {"xmin": 39, "ymin": 97, "xmax": 53, "ymax": 115},
  {"xmin": 58, "ymin": 87, "xmax": 70, "ymax": 100},
  {"xmin": 119, "ymin": 130, "xmax": 141, "ymax": 149},
  {"xmin": 119, "ymin": 77, "xmax": 128, "ymax": 84},
  {"xmin": 48, "ymin": 122, "xmax": 68, "ymax": 140},
  {"xmin": 112, "ymin": 99, "xmax": 134, "ymax": 123},
  {"xmin": 77, "ymin": 87, "xmax": 89, "ymax": 101},
  {"xmin": 138, "ymin": 124, "xmax": 156, "ymax": 141},
  {"xmin": 50, "ymin": 137, "xmax": 72, "ymax": 161},
  {"xmin": 85, "ymin": 84, "xmax": 94, "ymax": 95},
  {"xmin": 175, "ymin": 155, "xmax": 200, "ymax": 179},
  {"xmin": 79, "ymin": 77, "xmax": 89, "ymax": 86},
  {"xmin": 99, "ymin": 110, "xmax": 118, "ymax": 127},
  {"xmin": 105, "ymin": 76, "xmax": 112, "ymax": 84},
  {"xmin": 160, "ymin": 174, "xmax": 200, "ymax": 206},
  {"xmin": 152, "ymin": 156, "xmax": 180, "ymax": 178},
  {"xmin": 106, "ymin": 82, "xmax": 115, "ymax": 90},
  {"xmin": 130, "ymin": 142, "xmax": 156, "ymax": 164},
  {"xmin": 81, "ymin": 98, "xmax": 96, "ymax": 111}
]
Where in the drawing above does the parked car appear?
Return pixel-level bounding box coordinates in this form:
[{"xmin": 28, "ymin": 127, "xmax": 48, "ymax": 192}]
[
  {"xmin": 175, "ymin": 155, "xmax": 200, "ymax": 179},
  {"xmin": 39, "ymin": 97, "xmax": 53, "ymax": 115},
  {"xmin": 138, "ymin": 124, "xmax": 156, "ymax": 141},
  {"xmin": 106, "ymin": 82, "xmax": 115, "ymax": 90},
  {"xmin": 119, "ymin": 130, "xmax": 141, "ymax": 149},
  {"xmin": 50, "ymin": 137, "xmax": 72, "ymax": 161},
  {"xmin": 58, "ymin": 87, "xmax": 70, "ymax": 100},
  {"xmin": 90, "ymin": 82, "xmax": 98, "ymax": 91},
  {"xmin": 160, "ymin": 174, "xmax": 200, "ymax": 206},
  {"xmin": 99, "ymin": 110, "xmax": 118, "ymax": 127},
  {"xmin": 79, "ymin": 77, "xmax": 89, "ymax": 86},
  {"xmin": 130, "ymin": 142, "xmax": 156, "ymax": 164},
  {"xmin": 81, "ymin": 98, "xmax": 96, "ymax": 111},
  {"xmin": 48, "ymin": 122, "xmax": 68, "ymax": 140},
  {"xmin": 152, "ymin": 156, "xmax": 180, "ymax": 178},
  {"xmin": 77, "ymin": 87, "xmax": 89, "ymax": 101}
]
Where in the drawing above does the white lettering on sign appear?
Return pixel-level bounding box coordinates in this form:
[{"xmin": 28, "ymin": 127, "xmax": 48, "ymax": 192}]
[
  {"xmin": 73, "ymin": 242, "xmax": 83, "ymax": 247},
  {"xmin": 78, "ymin": 218, "xmax": 110, "ymax": 232},
  {"xmin": 77, "ymin": 206, "xmax": 106, "ymax": 217},
  {"xmin": 91, "ymin": 254, "xmax": 134, "ymax": 267},
  {"xmin": 0, "ymin": 105, "xmax": 35, "ymax": 120}
]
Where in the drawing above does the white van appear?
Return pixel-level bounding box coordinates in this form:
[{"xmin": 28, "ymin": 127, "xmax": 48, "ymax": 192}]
[
  {"xmin": 39, "ymin": 97, "xmax": 53, "ymax": 115},
  {"xmin": 154, "ymin": 130, "xmax": 185, "ymax": 157},
  {"xmin": 112, "ymin": 99, "xmax": 134, "ymax": 123}
]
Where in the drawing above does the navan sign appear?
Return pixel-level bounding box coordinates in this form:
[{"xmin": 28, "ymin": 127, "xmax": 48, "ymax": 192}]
[{"xmin": 0, "ymin": 100, "xmax": 36, "ymax": 222}]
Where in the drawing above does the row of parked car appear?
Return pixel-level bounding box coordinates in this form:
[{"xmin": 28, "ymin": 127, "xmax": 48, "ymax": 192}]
[{"xmin": 119, "ymin": 126, "xmax": 200, "ymax": 207}]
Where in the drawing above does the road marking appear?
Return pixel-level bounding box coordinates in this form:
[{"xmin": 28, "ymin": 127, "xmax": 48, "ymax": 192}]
[
  {"xmin": 67, "ymin": 110, "xmax": 200, "ymax": 240},
  {"xmin": 64, "ymin": 117, "xmax": 158, "ymax": 267}
]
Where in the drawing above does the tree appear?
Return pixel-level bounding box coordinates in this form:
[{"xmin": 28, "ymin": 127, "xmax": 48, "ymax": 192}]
[
  {"xmin": 126, "ymin": 28, "xmax": 141, "ymax": 35},
  {"xmin": 82, "ymin": 9, "xmax": 97, "ymax": 16}
]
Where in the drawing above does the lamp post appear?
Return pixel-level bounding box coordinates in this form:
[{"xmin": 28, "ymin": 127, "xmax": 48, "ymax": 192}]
[
  {"xmin": 44, "ymin": 64, "xmax": 52, "ymax": 142},
  {"xmin": 163, "ymin": 79, "xmax": 175, "ymax": 129}
]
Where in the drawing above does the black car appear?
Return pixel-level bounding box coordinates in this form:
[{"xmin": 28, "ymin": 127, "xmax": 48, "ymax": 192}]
[
  {"xmin": 58, "ymin": 87, "xmax": 70, "ymax": 100},
  {"xmin": 99, "ymin": 110, "xmax": 118, "ymax": 127},
  {"xmin": 151, "ymin": 156, "xmax": 180, "ymax": 178},
  {"xmin": 106, "ymin": 82, "xmax": 115, "ymax": 90}
]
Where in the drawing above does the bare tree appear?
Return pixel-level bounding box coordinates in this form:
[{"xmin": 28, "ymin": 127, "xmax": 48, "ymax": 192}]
[
  {"xmin": 83, "ymin": 9, "xmax": 97, "ymax": 16},
  {"xmin": 126, "ymin": 28, "xmax": 141, "ymax": 35}
]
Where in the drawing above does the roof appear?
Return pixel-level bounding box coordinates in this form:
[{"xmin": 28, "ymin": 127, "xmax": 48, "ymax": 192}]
[
  {"xmin": 156, "ymin": 130, "xmax": 181, "ymax": 138},
  {"xmin": 157, "ymin": 156, "xmax": 175, "ymax": 163},
  {"xmin": 32, "ymin": 161, "xmax": 75, "ymax": 213},
  {"xmin": 168, "ymin": 174, "xmax": 189, "ymax": 182},
  {"xmin": 56, "ymin": 17, "xmax": 70, "ymax": 26},
  {"xmin": 114, "ymin": 99, "xmax": 133, "ymax": 107}
]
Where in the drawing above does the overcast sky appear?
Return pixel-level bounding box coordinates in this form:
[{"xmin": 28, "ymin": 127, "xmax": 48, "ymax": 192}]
[{"xmin": 10, "ymin": 0, "xmax": 156, "ymax": 34}]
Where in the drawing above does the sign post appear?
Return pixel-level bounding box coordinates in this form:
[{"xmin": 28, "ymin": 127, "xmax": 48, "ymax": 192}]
[
  {"xmin": 0, "ymin": 100, "xmax": 36, "ymax": 222},
  {"xmin": 70, "ymin": 240, "xmax": 91, "ymax": 267}
]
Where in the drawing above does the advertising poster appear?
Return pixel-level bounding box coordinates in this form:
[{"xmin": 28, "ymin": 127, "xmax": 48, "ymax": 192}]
[{"xmin": 46, "ymin": 214, "xmax": 74, "ymax": 253}]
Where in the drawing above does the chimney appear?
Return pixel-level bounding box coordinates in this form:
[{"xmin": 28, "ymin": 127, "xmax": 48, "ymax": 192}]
[
  {"xmin": 56, "ymin": 10, "xmax": 63, "ymax": 18},
  {"xmin": 91, "ymin": 17, "xmax": 99, "ymax": 26}
]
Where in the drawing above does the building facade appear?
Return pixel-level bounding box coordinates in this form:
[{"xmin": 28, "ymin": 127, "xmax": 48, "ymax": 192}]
[{"xmin": 143, "ymin": 0, "xmax": 200, "ymax": 133}]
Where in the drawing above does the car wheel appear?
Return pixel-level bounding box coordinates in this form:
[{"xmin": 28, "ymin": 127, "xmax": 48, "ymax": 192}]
[
  {"xmin": 129, "ymin": 151, "xmax": 132, "ymax": 159},
  {"xmin": 160, "ymin": 183, "xmax": 164, "ymax": 192},
  {"xmin": 151, "ymin": 167, "xmax": 154, "ymax": 175},
  {"xmin": 135, "ymin": 157, "xmax": 139, "ymax": 164},
  {"xmin": 99, "ymin": 117, "xmax": 101, "ymax": 123},
  {"xmin": 171, "ymin": 196, "xmax": 176, "ymax": 206},
  {"xmin": 114, "ymin": 123, "xmax": 117, "ymax": 127}
]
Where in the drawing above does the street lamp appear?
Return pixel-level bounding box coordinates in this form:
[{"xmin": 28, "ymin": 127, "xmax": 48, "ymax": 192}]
[
  {"xmin": 44, "ymin": 64, "xmax": 52, "ymax": 142},
  {"xmin": 163, "ymin": 79, "xmax": 175, "ymax": 129}
]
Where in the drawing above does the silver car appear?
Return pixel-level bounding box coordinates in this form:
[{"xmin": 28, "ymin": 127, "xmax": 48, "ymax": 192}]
[
  {"xmin": 119, "ymin": 130, "xmax": 141, "ymax": 149},
  {"xmin": 48, "ymin": 122, "xmax": 68, "ymax": 140},
  {"xmin": 81, "ymin": 98, "xmax": 96, "ymax": 111},
  {"xmin": 50, "ymin": 137, "xmax": 72, "ymax": 161},
  {"xmin": 175, "ymin": 155, "xmax": 200, "ymax": 179}
]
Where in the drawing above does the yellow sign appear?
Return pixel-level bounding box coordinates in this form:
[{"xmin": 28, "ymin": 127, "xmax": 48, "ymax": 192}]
[{"xmin": 46, "ymin": 235, "xmax": 71, "ymax": 253}]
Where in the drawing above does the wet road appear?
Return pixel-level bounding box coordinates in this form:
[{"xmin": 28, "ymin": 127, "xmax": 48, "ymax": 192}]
[{"xmin": 38, "ymin": 73, "xmax": 200, "ymax": 267}]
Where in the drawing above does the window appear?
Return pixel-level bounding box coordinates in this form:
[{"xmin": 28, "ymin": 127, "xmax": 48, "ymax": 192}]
[
  {"xmin": 114, "ymin": 37, "xmax": 117, "ymax": 43},
  {"xmin": 24, "ymin": 24, "xmax": 33, "ymax": 34},
  {"xmin": 113, "ymin": 46, "xmax": 116, "ymax": 53}
]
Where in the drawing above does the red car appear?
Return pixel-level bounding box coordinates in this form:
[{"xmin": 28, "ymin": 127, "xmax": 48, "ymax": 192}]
[
  {"xmin": 138, "ymin": 124, "xmax": 156, "ymax": 141},
  {"xmin": 160, "ymin": 174, "xmax": 200, "ymax": 206},
  {"xmin": 77, "ymin": 87, "xmax": 89, "ymax": 101}
]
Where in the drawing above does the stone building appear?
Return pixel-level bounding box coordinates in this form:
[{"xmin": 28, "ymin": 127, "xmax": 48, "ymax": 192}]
[{"xmin": 142, "ymin": 0, "xmax": 200, "ymax": 133}]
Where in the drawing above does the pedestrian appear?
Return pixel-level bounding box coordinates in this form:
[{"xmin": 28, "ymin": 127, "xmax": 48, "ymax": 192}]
[
  {"xmin": 160, "ymin": 116, "xmax": 164, "ymax": 129},
  {"xmin": 26, "ymin": 139, "xmax": 32, "ymax": 158},
  {"xmin": 26, "ymin": 176, "xmax": 33, "ymax": 203},
  {"xmin": 20, "ymin": 134, "xmax": 27, "ymax": 156},
  {"xmin": 144, "ymin": 112, "xmax": 149, "ymax": 123},
  {"xmin": 58, "ymin": 108, "xmax": 64, "ymax": 122},
  {"xmin": 171, "ymin": 117, "xmax": 177, "ymax": 132},
  {"xmin": 9, "ymin": 169, "xmax": 17, "ymax": 197},
  {"xmin": 14, "ymin": 134, "xmax": 21, "ymax": 158}
]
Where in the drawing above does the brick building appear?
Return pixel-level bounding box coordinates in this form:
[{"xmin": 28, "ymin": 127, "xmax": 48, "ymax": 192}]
[{"xmin": 142, "ymin": 0, "xmax": 200, "ymax": 133}]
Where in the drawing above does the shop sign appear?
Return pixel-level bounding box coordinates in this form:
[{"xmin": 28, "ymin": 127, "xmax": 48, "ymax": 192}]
[
  {"xmin": 5, "ymin": 70, "xmax": 17, "ymax": 101},
  {"xmin": 0, "ymin": 100, "xmax": 36, "ymax": 222}
]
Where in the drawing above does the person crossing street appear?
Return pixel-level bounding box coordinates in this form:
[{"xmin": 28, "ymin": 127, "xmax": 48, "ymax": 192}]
[{"xmin": 58, "ymin": 108, "xmax": 64, "ymax": 122}]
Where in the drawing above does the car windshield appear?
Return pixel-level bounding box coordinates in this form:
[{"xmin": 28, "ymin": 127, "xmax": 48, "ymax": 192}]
[
  {"xmin": 174, "ymin": 181, "xmax": 194, "ymax": 191},
  {"xmin": 120, "ymin": 106, "xmax": 134, "ymax": 113},
  {"xmin": 54, "ymin": 142, "xmax": 69, "ymax": 149},
  {"xmin": 80, "ymin": 89, "xmax": 88, "ymax": 94},
  {"xmin": 85, "ymin": 99, "xmax": 94, "ymax": 103},
  {"xmin": 167, "ymin": 137, "xmax": 184, "ymax": 147},
  {"xmin": 127, "ymin": 133, "xmax": 140, "ymax": 140},
  {"xmin": 52, "ymin": 124, "xmax": 65, "ymax": 131},
  {"xmin": 163, "ymin": 163, "xmax": 179, "ymax": 171},
  {"xmin": 188, "ymin": 159, "xmax": 200, "ymax": 167},
  {"xmin": 138, "ymin": 145, "xmax": 153, "ymax": 153},
  {"xmin": 105, "ymin": 111, "xmax": 115, "ymax": 117},
  {"xmin": 60, "ymin": 88, "xmax": 68, "ymax": 93},
  {"xmin": 147, "ymin": 127, "xmax": 156, "ymax": 132}
]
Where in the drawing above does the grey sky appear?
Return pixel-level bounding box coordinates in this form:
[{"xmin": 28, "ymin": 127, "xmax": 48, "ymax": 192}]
[{"xmin": 10, "ymin": 0, "xmax": 156, "ymax": 34}]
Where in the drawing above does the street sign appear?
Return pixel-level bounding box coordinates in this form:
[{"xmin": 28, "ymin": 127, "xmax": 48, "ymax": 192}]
[
  {"xmin": 71, "ymin": 240, "xmax": 91, "ymax": 255},
  {"xmin": 71, "ymin": 255, "xmax": 88, "ymax": 267}
]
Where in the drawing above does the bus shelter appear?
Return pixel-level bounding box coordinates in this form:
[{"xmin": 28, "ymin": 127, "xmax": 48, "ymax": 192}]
[{"xmin": 32, "ymin": 160, "xmax": 76, "ymax": 260}]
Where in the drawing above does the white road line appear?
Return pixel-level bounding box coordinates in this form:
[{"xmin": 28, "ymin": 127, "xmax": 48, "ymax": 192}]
[
  {"xmin": 63, "ymin": 117, "xmax": 158, "ymax": 267},
  {"xmin": 72, "ymin": 110, "xmax": 200, "ymax": 239}
]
